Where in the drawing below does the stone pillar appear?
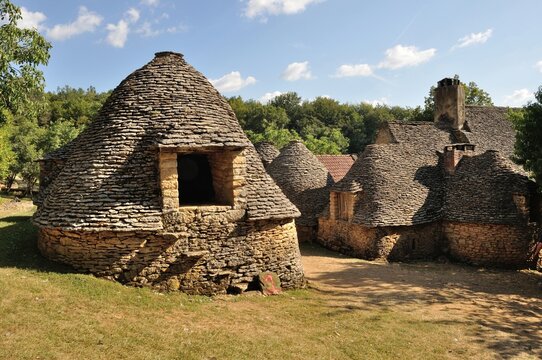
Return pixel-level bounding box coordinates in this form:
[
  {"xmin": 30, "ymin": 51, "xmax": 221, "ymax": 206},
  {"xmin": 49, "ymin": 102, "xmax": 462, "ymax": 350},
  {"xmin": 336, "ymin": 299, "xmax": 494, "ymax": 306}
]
[
  {"xmin": 159, "ymin": 152, "xmax": 179, "ymax": 209},
  {"xmin": 434, "ymin": 78, "xmax": 465, "ymax": 130}
]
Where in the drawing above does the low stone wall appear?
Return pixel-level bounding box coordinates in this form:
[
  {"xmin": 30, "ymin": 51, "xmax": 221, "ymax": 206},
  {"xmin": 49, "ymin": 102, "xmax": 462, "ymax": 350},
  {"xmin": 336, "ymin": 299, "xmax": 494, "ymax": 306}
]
[
  {"xmin": 296, "ymin": 225, "xmax": 317, "ymax": 243},
  {"xmin": 317, "ymin": 218, "xmax": 441, "ymax": 261},
  {"xmin": 443, "ymin": 222, "xmax": 534, "ymax": 267},
  {"xmin": 38, "ymin": 210, "xmax": 304, "ymax": 295},
  {"xmin": 317, "ymin": 218, "xmax": 376, "ymax": 258},
  {"xmin": 374, "ymin": 223, "xmax": 441, "ymax": 261}
]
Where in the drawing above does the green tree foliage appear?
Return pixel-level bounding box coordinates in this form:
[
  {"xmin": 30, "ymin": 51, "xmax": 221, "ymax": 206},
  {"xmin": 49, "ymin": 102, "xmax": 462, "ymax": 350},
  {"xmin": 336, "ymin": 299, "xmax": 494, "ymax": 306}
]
[
  {"xmin": 0, "ymin": 83, "xmax": 108, "ymax": 190},
  {"xmin": 0, "ymin": 0, "xmax": 51, "ymax": 123},
  {"xmin": 5, "ymin": 114, "xmax": 43, "ymax": 194},
  {"xmin": 40, "ymin": 86, "xmax": 111, "ymax": 127},
  {"xmin": 464, "ymin": 81, "xmax": 493, "ymax": 106},
  {"xmin": 511, "ymin": 87, "xmax": 542, "ymax": 187},
  {"xmin": 0, "ymin": 117, "xmax": 15, "ymax": 179}
]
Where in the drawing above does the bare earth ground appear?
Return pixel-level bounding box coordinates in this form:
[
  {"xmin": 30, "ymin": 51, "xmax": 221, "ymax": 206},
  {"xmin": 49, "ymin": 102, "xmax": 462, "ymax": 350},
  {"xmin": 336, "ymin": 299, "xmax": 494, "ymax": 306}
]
[{"xmin": 301, "ymin": 243, "xmax": 542, "ymax": 359}]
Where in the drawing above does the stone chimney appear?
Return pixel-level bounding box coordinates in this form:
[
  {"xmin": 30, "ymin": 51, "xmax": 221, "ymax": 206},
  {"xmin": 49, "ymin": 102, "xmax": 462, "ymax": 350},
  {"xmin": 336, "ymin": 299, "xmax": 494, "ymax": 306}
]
[
  {"xmin": 443, "ymin": 143, "xmax": 475, "ymax": 175},
  {"xmin": 434, "ymin": 78, "xmax": 465, "ymax": 130}
]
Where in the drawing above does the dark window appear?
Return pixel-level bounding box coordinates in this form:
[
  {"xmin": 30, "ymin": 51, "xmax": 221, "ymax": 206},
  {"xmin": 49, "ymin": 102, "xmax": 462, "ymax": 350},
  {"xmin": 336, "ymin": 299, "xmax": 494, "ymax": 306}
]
[{"xmin": 177, "ymin": 154, "xmax": 216, "ymax": 205}]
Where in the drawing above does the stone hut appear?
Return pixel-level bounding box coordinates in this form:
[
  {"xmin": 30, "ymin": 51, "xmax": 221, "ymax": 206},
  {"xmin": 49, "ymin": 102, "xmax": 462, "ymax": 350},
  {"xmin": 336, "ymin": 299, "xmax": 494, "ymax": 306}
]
[
  {"xmin": 267, "ymin": 140, "xmax": 334, "ymax": 242},
  {"xmin": 254, "ymin": 141, "xmax": 280, "ymax": 168},
  {"xmin": 318, "ymin": 78, "xmax": 538, "ymax": 267},
  {"xmin": 33, "ymin": 52, "xmax": 305, "ymax": 295}
]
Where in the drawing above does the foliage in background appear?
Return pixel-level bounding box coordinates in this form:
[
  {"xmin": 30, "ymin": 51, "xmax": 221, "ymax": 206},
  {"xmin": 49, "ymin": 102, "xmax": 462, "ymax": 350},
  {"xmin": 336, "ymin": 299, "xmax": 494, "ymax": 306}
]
[
  {"xmin": 229, "ymin": 92, "xmax": 439, "ymax": 154},
  {"xmin": 511, "ymin": 87, "xmax": 542, "ymax": 188},
  {"xmin": 0, "ymin": 0, "xmax": 51, "ymax": 124},
  {"xmin": 0, "ymin": 86, "xmax": 107, "ymax": 193}
]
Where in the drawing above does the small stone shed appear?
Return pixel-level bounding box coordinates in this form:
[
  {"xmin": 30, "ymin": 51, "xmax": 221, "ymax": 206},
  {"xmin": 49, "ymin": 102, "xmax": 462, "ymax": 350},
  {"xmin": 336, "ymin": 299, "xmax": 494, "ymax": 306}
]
[
  {"xmin": 254, "ymin": 141, "xmax": 280, "ymax": 168},
  {"xmin": 318, "ymin": 78, "xmax": 539, "ymax": 267},
  {"xmin": 33, "ymin": 52, "xmax": 305, "ymax": 295},
  {"xmin": 267, "ymin": 140, "xmax": 334, "ymax": 242}
]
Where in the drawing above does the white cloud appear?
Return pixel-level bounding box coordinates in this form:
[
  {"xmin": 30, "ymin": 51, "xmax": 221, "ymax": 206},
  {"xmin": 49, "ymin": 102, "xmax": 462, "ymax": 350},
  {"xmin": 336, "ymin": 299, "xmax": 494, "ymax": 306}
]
[
  {"xmin": 282, "ymin": 61, "xmax": 313, "ymax": 81},
  {"xmin": 166, "ymin": 23, "xmax": 188, "ymax": 33},
  {"xmin": 106, "ymin": 20, "xmax": 129, "ymax": 48},
  {"xmin": 47, "ymin": 6, "xmax": 102, "ymax": 41},
  {"xmin": 126, "ymin": 8, "xmax": 140, "ymax": 23},
  {"xmin": 18, "ymin": 7, "xmax": 46, "ymax": 30},
  {"xmin": 244, "ymin": 0, "xmax": 321, "ymax": 19},
  {"xmin": 137, "ymin": 21, "xmax": 160, "ymax": 37},
  {"xmin": 503, "ymin": 89, "xmax": 534, "ymax": 106},
  {"xmin": 334, "ymin": 63, "xmax": 373, "ymax": 78},
  {"xmin": 259, "ymin": 91, "xmax": 283, "ymax": 103},
  {"xmin": 141, "ymin": 0, "xmax": 160, "ymax": 6},
  {"xmin": 363, "ymin": 97, "xmax": 388, "ymax": 106},
  {"xmin": 378, "ymin": 44, "xmax": 436, "ymax": 70},
  {"xmin": 454, "ymin": 29, "xmax": 493, "ymax": 49},
  {"xmin": 535, "ymin": 60, "xmax": 542, "ymax": 73},
  {"xmin": 210, "ymin": 71, "xmax": 257, "ymax": 92}
]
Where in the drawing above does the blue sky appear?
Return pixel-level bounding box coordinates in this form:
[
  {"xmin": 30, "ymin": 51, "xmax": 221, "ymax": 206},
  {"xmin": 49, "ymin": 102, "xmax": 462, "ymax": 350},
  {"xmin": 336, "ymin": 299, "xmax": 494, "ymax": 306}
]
[{"xmin": 13, "ymin": 0, "xmax": 542, "ymax": 107}]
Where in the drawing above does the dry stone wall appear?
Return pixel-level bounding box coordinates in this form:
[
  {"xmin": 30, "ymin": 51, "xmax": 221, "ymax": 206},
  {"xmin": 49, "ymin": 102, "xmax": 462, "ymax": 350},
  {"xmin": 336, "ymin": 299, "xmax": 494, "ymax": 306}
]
[
  {"xmin": 318, "ymin": 218, "xmax": 440, "ymax": 260},
  {"xmin": 38, "ymin": 211, "xmax": 304, "ymax": 295},
  {"xmin": 443, "ymin": 222, "xmax": 534, "ymax": 267}
]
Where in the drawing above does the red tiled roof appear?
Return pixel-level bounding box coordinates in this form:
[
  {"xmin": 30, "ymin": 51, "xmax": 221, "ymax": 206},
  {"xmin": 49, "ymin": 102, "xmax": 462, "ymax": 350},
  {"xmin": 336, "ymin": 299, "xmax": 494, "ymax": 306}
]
[{"xmin": 316, "ymin": 154, "xmax": 357, "ymax": 182}]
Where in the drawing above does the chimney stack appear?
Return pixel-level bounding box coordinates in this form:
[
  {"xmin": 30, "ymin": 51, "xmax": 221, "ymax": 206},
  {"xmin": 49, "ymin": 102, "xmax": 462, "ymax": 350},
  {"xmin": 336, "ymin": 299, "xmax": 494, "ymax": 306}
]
[
  {"xmin": 443, "ymin": 143, "xmax": 475, "ymax": 175},
  {"xmin": 434, "ymin": 78, "xmax": 465, "ymax": 130}
]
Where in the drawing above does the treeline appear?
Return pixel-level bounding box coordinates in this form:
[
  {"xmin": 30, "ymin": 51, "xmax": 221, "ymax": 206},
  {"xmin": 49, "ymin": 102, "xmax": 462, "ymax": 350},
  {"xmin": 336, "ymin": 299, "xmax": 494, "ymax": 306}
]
[
  {"xmin": 229, "ymin": 78, "xmax": 493, "ymax": 155},
  {"xmin": 0, "ymin": 86, "xmax": 110, "ymax": 194},
  {"xmin": 229, "ymin": 93, "xmax": 431, "ymax": 155}
]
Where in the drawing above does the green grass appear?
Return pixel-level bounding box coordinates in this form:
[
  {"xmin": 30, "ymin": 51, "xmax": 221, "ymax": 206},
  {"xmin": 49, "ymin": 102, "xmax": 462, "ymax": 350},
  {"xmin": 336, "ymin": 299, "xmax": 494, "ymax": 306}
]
[{"xmin": 0, "ymin": 210, "xmax": 499, "ymax": 359}]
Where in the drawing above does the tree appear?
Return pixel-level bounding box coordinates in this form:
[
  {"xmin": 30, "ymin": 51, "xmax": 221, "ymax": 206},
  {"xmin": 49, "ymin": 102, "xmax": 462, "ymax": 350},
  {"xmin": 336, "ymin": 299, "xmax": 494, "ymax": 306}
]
[
  {"xmin": 0, "ymin": 0, "xmax": 51, "ymax": 123},
  {"xmin": 0, "ymin": 121, "xmax": 15, "ymax": 180},
  {"xmin": 304, "ymin": 128, "xmax": 349, "ymax": 155},
  {"xmin": 5, "ymin": 114, "xmax": 44, "ymax": 195},
  {"xmin": 41, "ymin": 86, "xmax": 110, "ymax": 127},
  {"xmin": 511, "ymin": 87, "xmax": 542, "ymax": 187}
]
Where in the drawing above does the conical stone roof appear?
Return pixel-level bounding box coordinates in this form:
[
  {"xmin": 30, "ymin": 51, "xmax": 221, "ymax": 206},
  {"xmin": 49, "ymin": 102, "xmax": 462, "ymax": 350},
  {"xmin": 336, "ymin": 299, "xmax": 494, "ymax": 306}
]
[
  {"xmin": 267, "ymin": 140, "xmax": 333, "ymax": 227},
  {"xmin": 34, "ymin": 52, "xmax": 299, "ymax": 230},
  {"xmin": 254, "ymin": 141, "xmax": 280, "ymax": 168}
]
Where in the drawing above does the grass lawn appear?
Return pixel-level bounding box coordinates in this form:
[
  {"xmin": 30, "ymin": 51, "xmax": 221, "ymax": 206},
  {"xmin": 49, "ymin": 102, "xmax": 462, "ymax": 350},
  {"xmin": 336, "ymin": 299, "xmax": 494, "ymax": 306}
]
[{"xmin": 0, "ymin": 209, "xmax": 539, "ymax": 359}]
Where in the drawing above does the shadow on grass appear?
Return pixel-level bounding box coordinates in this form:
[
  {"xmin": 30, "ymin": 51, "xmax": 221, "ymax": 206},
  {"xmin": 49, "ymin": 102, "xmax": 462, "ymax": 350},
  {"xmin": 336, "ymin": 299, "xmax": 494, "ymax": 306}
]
[
  {"xmin": 0, "ymin": 214, "xmax": 74, "ymax": 274},
  {"xmin": 301, "ymin": 242, "xmax": 542, "ymax": 358}
]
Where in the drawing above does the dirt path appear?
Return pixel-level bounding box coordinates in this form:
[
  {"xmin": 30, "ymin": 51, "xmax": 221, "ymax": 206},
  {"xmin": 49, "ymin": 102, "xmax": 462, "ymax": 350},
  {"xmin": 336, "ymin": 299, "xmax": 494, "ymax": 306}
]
[{"xmin": 301, "ymin": 243, "xmax": 542, "ymax": 359}]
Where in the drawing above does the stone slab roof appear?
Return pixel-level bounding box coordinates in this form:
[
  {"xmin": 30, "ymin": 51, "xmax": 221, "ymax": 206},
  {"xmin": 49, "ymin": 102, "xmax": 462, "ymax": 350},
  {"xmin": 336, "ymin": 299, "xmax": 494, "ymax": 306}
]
[
  {"xmin": 444, "ymin": 151, "xmax": 531, "ymax": 224},
  {"xmin": 333, "ymin": 144, "xmax": 445, "ymax": 227},
  {"xmin": 464, "ymin": 106, "xmax": 515, "ymax": 157},
  {"xmin": 333, "ymin": 105, "xmax": 531, "ymax": 227},
  {"xmin": 267, "ymin": 141, "xmax": 333, "ymax": 227},
  {"xmin": 316, "ymin": 155, "xmax": 357, "ymax": 182},
  {"xmin": 383, "ymin": 121, "xmax": 454, "ymax": 147},
  {"xmin": 34, "ymin": 52, "xmax": 298, "ymax": 230},
  {"xmin": 254, "ymin": 141, "xmax": 279, "ymax": 168},
  {"xmin": 245, "ymin": 145, "xmax": 300, "ymax": 221}
]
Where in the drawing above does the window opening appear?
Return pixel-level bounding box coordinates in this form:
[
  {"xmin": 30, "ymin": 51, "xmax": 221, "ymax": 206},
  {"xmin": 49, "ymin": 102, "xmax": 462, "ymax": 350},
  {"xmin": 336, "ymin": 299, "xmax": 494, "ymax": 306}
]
[{"xmin": 178, "ymin": 154, "xmax": 216, "ymax": 205}]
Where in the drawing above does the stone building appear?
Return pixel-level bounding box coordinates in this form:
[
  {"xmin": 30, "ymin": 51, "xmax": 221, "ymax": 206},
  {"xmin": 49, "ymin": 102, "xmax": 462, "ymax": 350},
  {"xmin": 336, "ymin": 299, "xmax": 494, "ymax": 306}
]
[
  {"xmin": 33, "ymin": 52, "xmax": 305, "ymax": 295},
  {"xmin": 318, "ymin": 78, "xmax": 539, "ymax": 267},
  {"xmin": 267, "ymin": 141, "xmax": 334, "ymax": 242},
  {"xmin": 254, "ymin": 141, "xmax": 280, "ymax": 168}
]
